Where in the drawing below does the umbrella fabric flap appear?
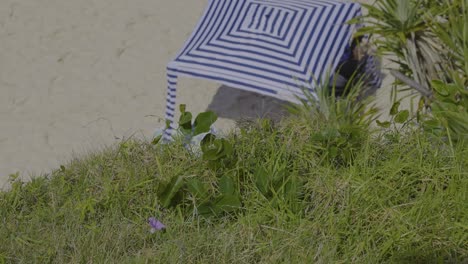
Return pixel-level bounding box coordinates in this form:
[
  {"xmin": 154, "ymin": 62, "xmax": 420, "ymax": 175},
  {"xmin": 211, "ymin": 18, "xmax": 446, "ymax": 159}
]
[{"xmin": 163, "ymin": 0, "xmax": 363, "ymax": 140}]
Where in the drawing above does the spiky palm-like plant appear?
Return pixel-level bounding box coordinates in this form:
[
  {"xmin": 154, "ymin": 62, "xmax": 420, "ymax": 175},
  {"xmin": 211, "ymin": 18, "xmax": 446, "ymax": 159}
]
[
  {"xmin": 359, "ymin": 0, "xmax": 445, "ymax": 95},
  {"xmin": 361, "ymin": 0, "xmax": 467, "ymax": 143}
]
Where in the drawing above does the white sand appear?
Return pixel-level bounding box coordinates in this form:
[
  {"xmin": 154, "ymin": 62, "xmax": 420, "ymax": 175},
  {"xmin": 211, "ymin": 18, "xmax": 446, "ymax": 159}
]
[{"xmin": 0, "ymin": 0, "xmax": 398, "ymax": 188}]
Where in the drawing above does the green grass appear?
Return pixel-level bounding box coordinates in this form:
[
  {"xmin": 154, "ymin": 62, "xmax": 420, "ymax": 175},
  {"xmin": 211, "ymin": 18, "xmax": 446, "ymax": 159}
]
[
  {"xmin": 1, "ymin": 113, "xmax": 466, "ymax": 263},
  {"xmin": 3, "ymin": 0, "xmax": 467, "ymax": 262}
]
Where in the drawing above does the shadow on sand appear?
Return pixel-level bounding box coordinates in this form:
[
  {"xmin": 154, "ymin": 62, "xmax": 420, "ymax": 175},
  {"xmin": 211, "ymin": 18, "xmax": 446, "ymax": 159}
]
[{"xmin": 207, "ymin": 85, "xmax": 292, "ymax": 123}]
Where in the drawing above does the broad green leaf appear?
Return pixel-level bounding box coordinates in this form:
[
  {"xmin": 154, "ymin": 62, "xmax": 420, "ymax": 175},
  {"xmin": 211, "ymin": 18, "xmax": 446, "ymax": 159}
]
[
  {"xmin": 394, "ymin": 110, "xmax": 410, "ymax": 124},
  {"xmin": 445, "ymin": 83, "xmax": 460, "ymax": 97},
  {"xmin": 200, "ymin": 134, "xmax": 233, "ymax": 161},
  {"xmin": 220, "ymin": 139, "xmax": 233, "ymax": 156},
  {"xmin": 179, "ymin": 111, "xmax": 193, "ymax": 132},
  {"xmin": 186, "ymin": 178, "xmax": 208, "ymax": 200},
  {"xmin": 390, "ymin": 102, "xmax": 400, "ymax": 116},
  {"xmin": 193, "ymin": 111, "xmax": 217, "ymax": 136},
  {"xmin": 197, "ymin": 203, "xmax": 215, "ymax": 215},
  {"xmin": 201, "ymin": 134, "xmax": 224, "ymax": 160},
  {"xmin": 214, "ymin": 194, "xmax": 241, "ymax": 213},
  {"xmin": 431, "ymin": 80, "xmax": 449, "ymax": 96},
  {"xmin": 376, "ymin": 120, "xmax": 391, "ymax": 128},
  {"xmin": 159, "ymin": 175, "xmax": 185, "ymax": 208},
  {"xmin": 200, "ymin": 133, "xmax": 216, "ymax": 152},
  {"xmin": 433, "ymin": 101, "xmax": 459, "ymax": 113},
  {"xmin": 179, "ymin": 104, "xmax": 186, "ymax": 113},
  {"xmin": 179, "ymin": 112, "xmax": 192, "ymax": 126},
  {"xmin": 219, "ymin": 175, "xmax": 235, "ymax": 195},
  {"xmin": 202, "ymin": 140, "xmax": 224, "ymax": 161}
]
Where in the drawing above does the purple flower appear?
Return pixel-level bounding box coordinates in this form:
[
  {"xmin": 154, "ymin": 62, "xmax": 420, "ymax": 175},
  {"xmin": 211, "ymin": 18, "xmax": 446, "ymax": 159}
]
[{"xmin": 148, "ymin": 217, "xmax": 166, "ymax": 233}]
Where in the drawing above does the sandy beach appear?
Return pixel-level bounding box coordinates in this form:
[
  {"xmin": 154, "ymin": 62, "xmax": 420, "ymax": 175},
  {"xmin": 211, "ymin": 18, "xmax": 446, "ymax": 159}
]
[{"xmin": 0, "ymin": 0, "xmax": 395, "ymax": 188}]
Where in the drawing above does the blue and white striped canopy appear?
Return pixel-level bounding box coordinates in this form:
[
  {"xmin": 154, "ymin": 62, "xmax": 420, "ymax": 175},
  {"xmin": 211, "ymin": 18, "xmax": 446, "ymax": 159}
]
[{"xmin": 164, "ymin": 0, "xmax": 363, "ymax": 139}]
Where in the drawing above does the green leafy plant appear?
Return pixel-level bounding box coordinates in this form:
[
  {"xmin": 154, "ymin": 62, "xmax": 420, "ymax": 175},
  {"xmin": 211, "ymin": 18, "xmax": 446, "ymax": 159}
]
[
  {"xmin": 185, "ymin": 175, "xmax": 242, "ymax": 216},
  {"xmin": 200, "ymin": 134, "xmax": 233, "ymax": 164},
  {"xmin": 429, "ymin": 80, "xmax": 468, "ymax": 141},
  {"xmin": 198, "ymin": 174, "xmax": 242, "ymax": 215},
  {"xmin": 289, "ymin": 76, "xmax": 379, "ymax": 165},
  {"xmin": 157, "ymin": 175, "xmax": 185, "ymax": 208},
  {"xmin": 358, "ymin": 0, "xmax": 444, "ymax": 91},
  {"xmin": 427, "ymin": 0, "xmax": 468, "ymax": 143},
  {"xmin": 152, "ymin": 105, "xmax": 240, "ymax": 215},
  {"xmin": 178, "ymin": 105, "xmax": 233, "ymax": 164},
  {"xmin": 177, "ymin": 104, "xmax": 217, "ymax": 137},
  {"xmin": 376, "ymin": 100, "xmax": 411, "ymax": 130},
  {"xmin": 253, "ymin": 158, "xmax": 303, "ymax": 214},
  {"xmin": 362, "ymin": 0, "xmax": 468, "ymax": 145}
]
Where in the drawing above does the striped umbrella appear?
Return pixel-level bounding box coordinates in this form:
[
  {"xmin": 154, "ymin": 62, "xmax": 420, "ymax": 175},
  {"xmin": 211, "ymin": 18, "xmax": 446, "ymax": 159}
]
[{"xmin": 164, "ymin": 0, "xmax": 365, "ymax": 140}]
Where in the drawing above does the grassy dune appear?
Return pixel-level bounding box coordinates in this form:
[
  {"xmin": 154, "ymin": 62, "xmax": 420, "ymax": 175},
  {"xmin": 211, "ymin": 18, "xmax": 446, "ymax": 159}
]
[
  {"xmin": 1, "ymin": 112, "xmax": 466, "ymax": 262},
  {"xmin": 2, "ymin": 0, "xmax": 468, "ymax": 262}
]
